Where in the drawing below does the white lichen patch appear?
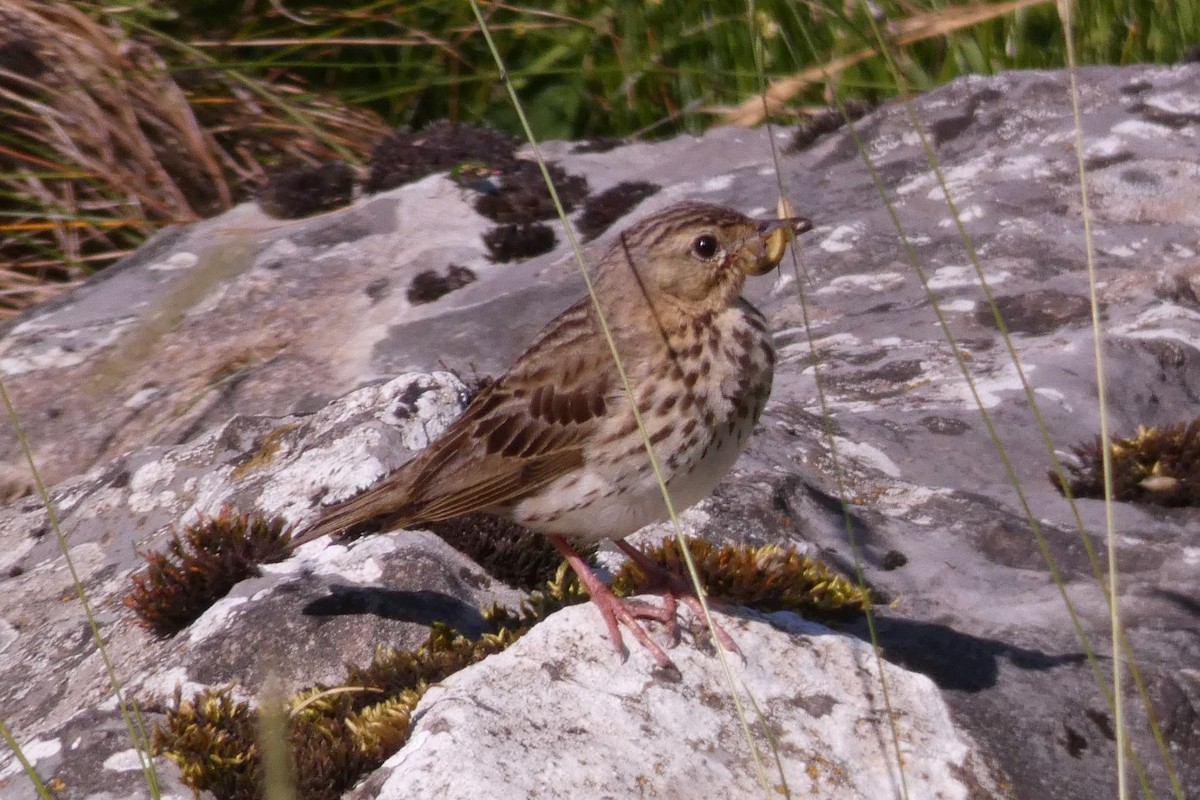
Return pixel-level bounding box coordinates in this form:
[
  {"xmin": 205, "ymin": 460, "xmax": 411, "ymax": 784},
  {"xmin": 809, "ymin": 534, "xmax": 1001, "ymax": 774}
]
[
  {"xmin": 136, "ymin": 666, "xmax": 212, "ymax": 708},
  {"xmin": 833, "ymin": 437, "xmax": 901, "ymax": 478},
  {"xmin": 1111, "ymin": 119, "xmax": 1176, "ymax": 139},
  {"xmin": 1034, "ymin": 387, "xmax": 1073, "ymax": 413},
  {"xmin": 1110, "ymin": 302, "xmax": 1200, "ymax": 347},
  {"xmin": 308, "ymin": 534, "xmax": 396, "ymax": 583},
  {"xmin": 187, "ymin": 596, "xmax": 249, "ymax": 645},
  {"xmin": 149, "ymin": 252, "xmax": 199, "ymax": 272},
  {"xmin": 700, "ymin": 174, "xmax": 734, "ymax": 192},
  {"xmin": 256, "ymin": 433, "xmax": 386, "ymax": 521},
  {"xmin": 953, "ymin": 360, "xmax": 1029, "ymax": 410},
  {"xmin": 939, "ymin": 298, "xmax": 977, "ymax": 313},
  {"xmin": 814, "ymin": 271, "xmax": 905, "ymax": 295},
  {"xmin": 0, "ymin": 737, "xmax": 61, "ymax": 779},
  {"xmin": 0, "ymin": 322, "xmax": 131, "ymax": 376},
  {"xmin": 873, "ymin": 484, "xmax": 955, "ymax": 521},
  {"xmin": 103, "ymin": 748, "xmax": 150, "ymax": 772},
  {"xmin": 128, "ymin": 459, "xmax": 178, "ymax": 515},
  {"xmin": 123, "ymin": 386, "xmax": 161, "ymax": 409},
  {"xmin": 938, "ymin": 203, "xmax": 985, "ymax": 226},
  {"xmin": 926, "ymin": 265, "xmax": 1010, "ymax": 290},
  {"xmin": 0, "ymin": 619, "xmax": 18, "ymax": 654},
  {"xmin": 818, "ymin": 223, "xmax": 864, "ymax": 254}
]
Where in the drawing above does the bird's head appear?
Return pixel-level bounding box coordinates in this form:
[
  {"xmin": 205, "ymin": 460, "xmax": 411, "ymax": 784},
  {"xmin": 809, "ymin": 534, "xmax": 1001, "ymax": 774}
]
[{"xmin": 599, "ymin": 201, "xmax": 812, "ymax": 317}]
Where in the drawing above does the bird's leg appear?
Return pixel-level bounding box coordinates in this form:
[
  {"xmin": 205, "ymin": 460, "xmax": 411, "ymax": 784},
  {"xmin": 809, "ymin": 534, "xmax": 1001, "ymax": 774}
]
[
  {"xmin": 614, "ymin": 539, "xmax": 742, "ymax": 657},
  {"xmin": 549, "ymin": 535, "xmax": 676, "ymax": 670}
]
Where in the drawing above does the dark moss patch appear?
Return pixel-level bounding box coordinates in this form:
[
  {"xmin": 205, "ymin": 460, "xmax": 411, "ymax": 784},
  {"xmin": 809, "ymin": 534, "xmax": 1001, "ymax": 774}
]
[
  {"xmin": 125, "ymin": 510, "xmax": 292, "ymax": 637},
  {"xmin": 424, "ymin": 512, "xmax": 593, "ymax": 592},
  {"xmin": 473, "ymin": 160, "xmax": 588, "ymax": 224},
  {"xmin": 788, "ymin": 100, "xmax": 873, "ymax": 152},
  {"xmin": 1051, "ymin": 417, "xmax": 1200, "ymax": 507},
  {"xmin": 483, "ymin": 223, "xmax": 556, "ymax": 262},
  {"xmin": 365, "ymin": 121, "xmax": 518, "ymax": 194},
  {"xmin": 612, "ymin": 536, "xmax": 869, "ymax": 620},
  {"xmin": 406, "ymin": 264, "xmax": 476, "ymax": 305},
  {"xmin": 576, "ymin": 181, "xmax": 661, "ymax": 241},
  {"xmin": 256, "ymin": 161, "xmax": 354, "ymax": 219}
]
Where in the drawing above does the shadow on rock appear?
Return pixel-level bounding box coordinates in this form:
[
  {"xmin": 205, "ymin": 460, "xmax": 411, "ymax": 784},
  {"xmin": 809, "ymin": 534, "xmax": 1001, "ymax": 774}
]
[
  {"xmin": 847, "ymin": 616, "xmax": 1089, "ymax": 692},
  {"xmin": 303, "ymin": 584, "xmax": 490, "ymax": 638}
]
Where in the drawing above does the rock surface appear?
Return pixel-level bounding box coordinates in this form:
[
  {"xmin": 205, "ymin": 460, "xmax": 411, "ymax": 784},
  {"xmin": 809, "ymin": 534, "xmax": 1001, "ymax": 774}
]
[
  {"xmin": 2, "ymin": 64, "xmax": 1199, "ymax": 800},
  {"xmin": 354, "ymin": 605, "xmax": 1003, "ymax": 800}
]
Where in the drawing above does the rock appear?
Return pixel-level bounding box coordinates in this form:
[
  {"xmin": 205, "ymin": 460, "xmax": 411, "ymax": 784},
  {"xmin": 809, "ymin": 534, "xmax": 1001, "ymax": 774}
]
[
  {"xmin": 352, "ymin": 605, "xmax": 1005, "ymax": 800},
  {"xmin": 1, "ymin": 64, "xmax": 1199, "ymax": 800}
]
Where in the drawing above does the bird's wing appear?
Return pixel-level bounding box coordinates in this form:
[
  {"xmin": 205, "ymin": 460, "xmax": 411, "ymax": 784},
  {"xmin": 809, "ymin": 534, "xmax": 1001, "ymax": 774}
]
[{"xmin": 292, "ymin": 301, "xmax": 617, "ymax": 547}]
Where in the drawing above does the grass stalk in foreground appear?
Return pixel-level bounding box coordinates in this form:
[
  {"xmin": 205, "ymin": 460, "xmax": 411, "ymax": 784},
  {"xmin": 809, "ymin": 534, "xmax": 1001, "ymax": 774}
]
[{"xmin": 0, "ymin": 375, "xmax": 162, "ymax": 798}]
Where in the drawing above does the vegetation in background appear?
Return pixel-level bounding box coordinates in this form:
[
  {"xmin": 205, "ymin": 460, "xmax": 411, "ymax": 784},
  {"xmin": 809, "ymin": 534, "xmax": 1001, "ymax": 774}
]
[{"xmin": 0, "ymin": 0, "xmax": 1193, "ymax": 317}]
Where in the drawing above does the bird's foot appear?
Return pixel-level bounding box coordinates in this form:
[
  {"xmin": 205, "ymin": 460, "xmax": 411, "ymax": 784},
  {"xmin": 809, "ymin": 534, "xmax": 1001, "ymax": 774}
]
[
  {"xmin": 550, "ymin": 536, "xmax": 676, "ymax": 670},
  {"xmin": 615, "ymin": 539, "xmax": 742, "ymax": 658}
]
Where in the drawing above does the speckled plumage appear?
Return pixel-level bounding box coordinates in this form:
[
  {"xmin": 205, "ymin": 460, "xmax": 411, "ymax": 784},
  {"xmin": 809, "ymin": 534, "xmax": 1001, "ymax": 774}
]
[{"xmin": 293, "ymin": 201, "xmax": 811, "ymax": 667}]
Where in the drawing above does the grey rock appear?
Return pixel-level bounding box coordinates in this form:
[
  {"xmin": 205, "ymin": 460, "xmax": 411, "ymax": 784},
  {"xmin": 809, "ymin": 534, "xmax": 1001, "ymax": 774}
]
[
  {"xmin": 2, "ymin": 64, "xmax": 1199, "ymax": 800},
  {"xmin": 352, "ymin": 605, "xmax": 1006, "ymax": 800}
]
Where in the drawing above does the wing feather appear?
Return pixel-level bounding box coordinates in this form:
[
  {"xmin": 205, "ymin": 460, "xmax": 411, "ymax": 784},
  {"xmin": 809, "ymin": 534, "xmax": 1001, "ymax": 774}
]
[{"xmin": 291, "ymin": 300, "xmax": 616, "ymax": 548}]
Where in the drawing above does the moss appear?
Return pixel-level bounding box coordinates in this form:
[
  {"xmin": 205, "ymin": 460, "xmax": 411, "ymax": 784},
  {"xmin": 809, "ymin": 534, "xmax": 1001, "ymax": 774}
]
[
  {"xmin": 256, "ymin": 161, "xmax": 354, "ymax": 219},
  {"xmin": 152, "ymin": 584, "xmax": 586, "ymax": 800},
  {"xmin": 787, "ymin": 100, "xmax": 873, "ymax": 152},
  {"xmin": 424, "ymin": 512, "xmax": 591, "ymax": 592},
  {"xmin": 125, "ymin": 510, "xmax": 292, "ymax": 637},
  {"xmin": 473, "ymin": 160, "xmax": 588, "ymax": 224},
  {"xmin": 1050, "ymin": 417, "xmax": 1200, "ymax": 506},
  {"xmin": 365, "ymin": 121, "xmax": 517, "ymax": 194},
  {"xmin": 611, "ymin": 536, "xmax": 870, "ymax": 621},
  {"xmin": 406, "ymin": 264, "xmax": 476, "ymax": 305},
  {"xmin": 576, "ymin": 181, "xmax": 661, "ymax": 242},
  {"xmin": 483, "ymin": 223, "xmax": 556, "ymax": 262}
]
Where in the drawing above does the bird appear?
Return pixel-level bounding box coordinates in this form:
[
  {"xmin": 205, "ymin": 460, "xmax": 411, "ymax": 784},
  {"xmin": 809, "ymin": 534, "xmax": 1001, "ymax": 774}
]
[{"xmin": 290, "ymin": 200, "xmax": 812, "ymax": 668}]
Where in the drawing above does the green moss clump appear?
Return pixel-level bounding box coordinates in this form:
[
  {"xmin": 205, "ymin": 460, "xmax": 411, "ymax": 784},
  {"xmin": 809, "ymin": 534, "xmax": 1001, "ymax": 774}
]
[
  {"xmin": 125, "ymin": 509, "xmax": 292, "ymax": 637},
  {"xmin": 1051, "ymin": 417, "xmax": 1200, "ymax": 507},
  {"xmin": 611, "ymin": 536, "xmax": 870, "ymax": 621}
]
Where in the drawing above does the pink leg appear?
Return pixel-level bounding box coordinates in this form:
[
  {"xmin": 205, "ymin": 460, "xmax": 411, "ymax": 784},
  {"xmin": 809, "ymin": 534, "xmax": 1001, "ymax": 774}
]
[
  {"xmin": 614, "ymin": 539, "xmax": 742, "ymax": 657},
  {"xmin": 550, "ymin": 535, "xmax": 676, "ymax": 670}
]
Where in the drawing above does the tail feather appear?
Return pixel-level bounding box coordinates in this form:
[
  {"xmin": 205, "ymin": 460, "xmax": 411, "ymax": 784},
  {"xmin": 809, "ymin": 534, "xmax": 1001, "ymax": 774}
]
[{"xmin": 288, "ymin": 485, "xmax": 413, "ymax": 550}]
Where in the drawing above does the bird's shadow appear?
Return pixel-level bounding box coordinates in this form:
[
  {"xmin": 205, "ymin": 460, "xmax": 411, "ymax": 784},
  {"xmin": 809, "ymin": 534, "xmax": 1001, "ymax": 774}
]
[
  {"xmin": 303, "ymin": 584, "xmax": 492, "ymax": 639},
  {"xmin": 842, "ymin": 615, "xmax": 1090, "ymax": 692}
]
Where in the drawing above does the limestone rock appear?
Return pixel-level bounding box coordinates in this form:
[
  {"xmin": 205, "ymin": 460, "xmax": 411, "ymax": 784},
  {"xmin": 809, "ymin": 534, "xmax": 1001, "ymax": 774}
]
[{"xmin": 1, "ymin": 65, "xmax": 1199, "ymax": 800}]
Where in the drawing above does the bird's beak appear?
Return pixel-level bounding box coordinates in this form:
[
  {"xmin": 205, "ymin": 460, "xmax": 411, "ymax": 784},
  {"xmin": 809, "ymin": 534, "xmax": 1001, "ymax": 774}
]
[{"xmin": 742, "ymin": 215, "xmax": 813, "ymax": 276}]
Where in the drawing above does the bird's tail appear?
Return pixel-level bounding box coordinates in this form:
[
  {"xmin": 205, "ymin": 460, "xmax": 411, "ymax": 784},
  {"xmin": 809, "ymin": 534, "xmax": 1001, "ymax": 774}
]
[{"xmin": 287, "ymin": 483, "xmax": 414, "ymax": 550}]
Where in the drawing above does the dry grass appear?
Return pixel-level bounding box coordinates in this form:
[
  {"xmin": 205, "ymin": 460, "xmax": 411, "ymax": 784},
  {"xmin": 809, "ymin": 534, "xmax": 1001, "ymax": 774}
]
[{"xmin": 0, "ymin": 0, "xmax": 388, "ymax": 318}]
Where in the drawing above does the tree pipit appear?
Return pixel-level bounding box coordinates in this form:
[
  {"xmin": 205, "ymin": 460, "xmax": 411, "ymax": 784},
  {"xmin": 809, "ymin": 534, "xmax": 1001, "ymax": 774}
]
[{"xmin": 292, "ymin": 201, "xmax": 812, "ymax": 668}]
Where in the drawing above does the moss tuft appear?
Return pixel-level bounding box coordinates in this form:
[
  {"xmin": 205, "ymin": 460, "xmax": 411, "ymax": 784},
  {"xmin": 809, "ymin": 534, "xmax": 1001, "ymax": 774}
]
[
  {"xmin": 576, "ymin": 181, "xmax": 661, "ymax": 241},
  {"xmin": 406, "ymin": 264, "xmax": 475, "ymax": 304},
  {"xmin": 256, "ymin": 161, "xmax": 354, "ymax": 219},
  {"xmin": 611, "ymin": 536, "xmax": 869, "ymax": 620},
  {"xmin": 473, "ymin": 160, "xmax": 588, "ymax": 224},
  {"xmin": 483, "ymin": 223, "xmax": 556, "ymax": 262},
  {"xmin": 1051, "ymin": 417, "xmax": 1200, "ymax": 506},
  {"xmin": 424, "ymin": 512, "xmax": 589, "ymax": 592},
  {"xmin": 125, "ymin": 510, "xmax": 292, "ymax": 637}
]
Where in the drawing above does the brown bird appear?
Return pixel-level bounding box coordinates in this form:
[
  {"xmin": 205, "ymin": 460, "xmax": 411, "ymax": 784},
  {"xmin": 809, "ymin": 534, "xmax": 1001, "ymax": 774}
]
[{"xmin": 291, "ymin": 201, "xmax": 812, "ymax": 667}]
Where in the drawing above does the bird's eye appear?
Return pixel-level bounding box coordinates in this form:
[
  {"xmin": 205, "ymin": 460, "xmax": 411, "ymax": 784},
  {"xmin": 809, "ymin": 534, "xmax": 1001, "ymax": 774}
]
[{"xmin": 691, "ymin": 234, "xmax": 719, "ymax": 260}]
